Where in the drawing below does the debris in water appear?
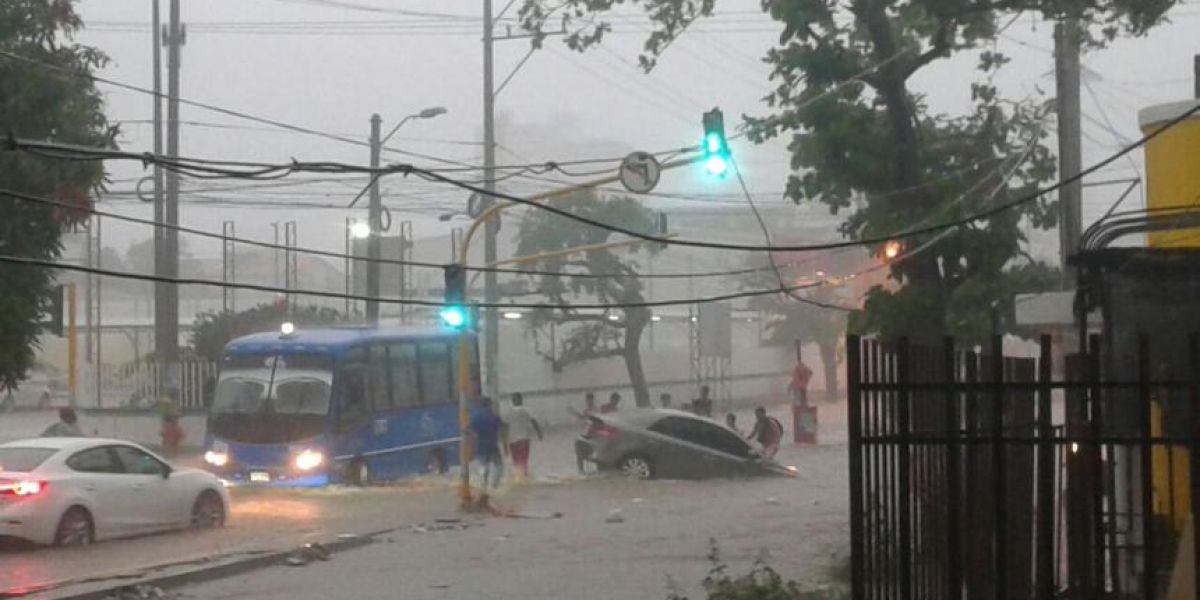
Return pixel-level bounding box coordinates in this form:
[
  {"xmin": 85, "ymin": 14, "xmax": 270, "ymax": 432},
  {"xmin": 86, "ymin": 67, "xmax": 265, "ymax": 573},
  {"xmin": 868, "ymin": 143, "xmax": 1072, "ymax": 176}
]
[
  {"xmin": 630, "ymin": 497, "xmax": 644, "ymax": 504},
  {"xmin": 605, "ymin": 508, "xmax": 625, "ymax": 524},
  {"xmin": 765, "ymin": 497, "xmax": 780, "ymax": 505}
]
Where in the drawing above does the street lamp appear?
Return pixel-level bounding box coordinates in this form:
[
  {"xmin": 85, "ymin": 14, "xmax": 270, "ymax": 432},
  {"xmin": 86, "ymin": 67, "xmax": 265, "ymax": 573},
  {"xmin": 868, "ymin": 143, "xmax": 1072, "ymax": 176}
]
[
  {"xmin": 365, "ymin": 105, "xmax": 449, "ymax": 324},
  {"xmin": 381, "ymin": 106, "xmax": 448, "ymax": 146},
  {"xmin": 349, "ymin": 221, "xmax": 371, "ymax": 240}
]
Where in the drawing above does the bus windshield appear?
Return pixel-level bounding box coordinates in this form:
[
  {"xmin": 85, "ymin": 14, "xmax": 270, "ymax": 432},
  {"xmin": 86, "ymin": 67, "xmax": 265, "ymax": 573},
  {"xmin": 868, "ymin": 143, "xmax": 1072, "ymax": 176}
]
[
  {"xmin": 209, "ymin": 353, "xmax": 335, "ymax": 444},
  {"xmin": 212, "ymin": 355, "xmax": 334, "ymax": 416}
]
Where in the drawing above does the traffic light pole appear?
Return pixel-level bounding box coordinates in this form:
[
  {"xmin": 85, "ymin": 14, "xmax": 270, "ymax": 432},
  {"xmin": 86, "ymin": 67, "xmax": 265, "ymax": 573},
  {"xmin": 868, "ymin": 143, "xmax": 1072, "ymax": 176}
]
[
  {"xmin": 453, "ymin": 153, "xmax": 700, "ymax": 509},
  {"xmin": 366, "ymin": 114, "xmax": 383, "ymax": 324}
]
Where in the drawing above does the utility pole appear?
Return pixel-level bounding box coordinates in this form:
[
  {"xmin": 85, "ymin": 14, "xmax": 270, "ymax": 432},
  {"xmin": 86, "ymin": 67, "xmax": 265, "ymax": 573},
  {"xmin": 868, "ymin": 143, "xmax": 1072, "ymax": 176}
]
[
  {"xmin": 155, "ymin": 0, "xmax": 184, "ymax": 398},
  {"xmin": 151, "ymin": 0, "xmax": 165, "ymax": 380},
  {"xmin": 366, "ymin": 114, "xmax": 382, "ymax": 324},
  {"xmin": 482, "ymin": 0, "xmax": 499, "ymax": 396},
  {"xmin": 1055, "ymin": 16, "xmax": 1082, "ymax": 288}
]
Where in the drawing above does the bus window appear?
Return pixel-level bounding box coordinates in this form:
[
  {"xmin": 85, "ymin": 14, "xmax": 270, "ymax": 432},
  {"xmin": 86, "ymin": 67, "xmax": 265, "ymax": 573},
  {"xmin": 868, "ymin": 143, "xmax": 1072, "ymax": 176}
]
[
  {"xmin": 368, "ymin": 344, "xmax": 391, "ymax": 412},
  {"xmin": 418, "ymin": 342, "xmax": 452, "ymax": 404},
  {"xmin": 338, "ymin": 347, "xmax": 370, "ymax": 431},
  {"xmin": 388, "ymin": 342, "xmax": 420, "ymax": 408}
]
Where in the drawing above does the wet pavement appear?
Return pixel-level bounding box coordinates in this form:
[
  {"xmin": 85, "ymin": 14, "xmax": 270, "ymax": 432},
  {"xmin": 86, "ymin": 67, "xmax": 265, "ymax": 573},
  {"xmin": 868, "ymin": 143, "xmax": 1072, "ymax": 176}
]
[{"xmin": 0, "ymin": 401, "xmax": 848, "ymax": 599}]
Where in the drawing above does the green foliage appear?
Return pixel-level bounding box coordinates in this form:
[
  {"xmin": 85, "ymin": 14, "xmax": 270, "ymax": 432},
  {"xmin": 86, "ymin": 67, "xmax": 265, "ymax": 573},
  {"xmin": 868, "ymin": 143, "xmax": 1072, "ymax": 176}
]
[
  {"xmin": 667, "ymin": 540, "xmax": 849, "ymax": 600},
  {"xmin": 742, "ymin": 253, "xmax": 848, "ymax": 398},
  {"xmin": 190, "ymin": 303, "xmax": 345, "ymax": 363},
  {"xmin": 0, "ymin": 0, "xmax": 115, "ymax": 390},
  {"xmin": 518, "ymin": 0, "xmax": 1176, "ymax": 341},
  {"xmin": 514, "ymin": 190, "xmax": 661, "ymax": 406}
]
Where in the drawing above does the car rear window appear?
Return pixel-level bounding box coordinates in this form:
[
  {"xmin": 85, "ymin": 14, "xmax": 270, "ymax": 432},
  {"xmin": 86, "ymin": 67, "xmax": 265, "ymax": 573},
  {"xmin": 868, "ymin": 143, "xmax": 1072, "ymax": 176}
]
[{"xmin": 0, "ymin": 448, "xmax": 57, "ymax": 472}]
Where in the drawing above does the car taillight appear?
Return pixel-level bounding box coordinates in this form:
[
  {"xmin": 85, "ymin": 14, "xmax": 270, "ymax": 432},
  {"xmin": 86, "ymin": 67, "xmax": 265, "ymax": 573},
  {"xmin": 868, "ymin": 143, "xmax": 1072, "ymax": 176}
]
[
  {"xmin": 587, "ymin": 422, "xmax": 618, "ymax": 440},
  {"xmin": 0, "ymin": 480, "xmax": 46, "ymax": 496}
]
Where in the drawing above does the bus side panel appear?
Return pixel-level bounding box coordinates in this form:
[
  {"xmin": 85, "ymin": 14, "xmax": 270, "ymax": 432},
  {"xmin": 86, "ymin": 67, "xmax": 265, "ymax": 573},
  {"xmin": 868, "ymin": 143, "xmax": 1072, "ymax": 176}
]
[{"xmin": 359, "ymin": 401, "xmax": 462, "ymax": 481}]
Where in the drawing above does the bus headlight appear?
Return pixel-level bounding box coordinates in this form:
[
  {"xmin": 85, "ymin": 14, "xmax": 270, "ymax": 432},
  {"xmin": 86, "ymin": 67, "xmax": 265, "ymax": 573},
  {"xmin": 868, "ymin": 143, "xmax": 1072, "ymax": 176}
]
[
  {"xmin": 204, "ymin": 450, "xmax": 229, "ymax": 468},
  {"xmin": 294, "ymin": 449, "xmax": 324, "ymax": 471}
]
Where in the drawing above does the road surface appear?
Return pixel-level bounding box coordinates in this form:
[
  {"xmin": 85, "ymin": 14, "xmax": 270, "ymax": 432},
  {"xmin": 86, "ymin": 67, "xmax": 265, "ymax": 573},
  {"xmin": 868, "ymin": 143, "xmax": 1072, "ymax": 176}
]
[{"xmin": 1, "ymin": 402, "xmax": 849, "ymax": 599}]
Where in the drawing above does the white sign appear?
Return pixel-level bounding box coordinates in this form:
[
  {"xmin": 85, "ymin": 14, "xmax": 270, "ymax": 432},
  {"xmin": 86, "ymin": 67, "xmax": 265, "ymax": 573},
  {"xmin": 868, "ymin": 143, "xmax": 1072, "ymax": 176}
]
[{"xmin": 619, "ymin": 152, "xmax": 662, "ymax": 194}]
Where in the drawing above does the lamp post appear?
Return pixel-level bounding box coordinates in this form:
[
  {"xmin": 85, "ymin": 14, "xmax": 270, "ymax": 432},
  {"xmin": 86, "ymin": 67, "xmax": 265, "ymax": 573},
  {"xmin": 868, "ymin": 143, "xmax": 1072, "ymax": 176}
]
[{"xmin": 366, "ymin": 106, "xmax": 448, "ymax": 324}]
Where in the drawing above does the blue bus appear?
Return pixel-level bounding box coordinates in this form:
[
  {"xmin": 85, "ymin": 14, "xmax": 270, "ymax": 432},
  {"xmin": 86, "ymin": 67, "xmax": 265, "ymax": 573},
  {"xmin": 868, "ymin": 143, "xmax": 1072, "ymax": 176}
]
[{"xmin": 202, "ymin": 326, "xmax": 479, "ymax": 487}]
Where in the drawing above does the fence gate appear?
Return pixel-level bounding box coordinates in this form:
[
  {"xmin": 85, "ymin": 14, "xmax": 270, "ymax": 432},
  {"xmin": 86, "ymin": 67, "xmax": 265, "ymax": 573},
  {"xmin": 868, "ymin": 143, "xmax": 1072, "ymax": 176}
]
[{"xmin": 847, "ymin": 334, "xmax": 1200, "ymax": 600}]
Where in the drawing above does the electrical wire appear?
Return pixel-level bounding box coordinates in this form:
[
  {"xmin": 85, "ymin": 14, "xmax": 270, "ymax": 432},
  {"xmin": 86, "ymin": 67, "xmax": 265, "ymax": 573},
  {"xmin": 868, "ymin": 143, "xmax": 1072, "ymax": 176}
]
[
  {"xmin": 731, "ymin": 154, "xmax": 857, "ymax": 312},
  {"xmin": 0, "ymin": 186, "xmax": 780, "ymax": 282},
  {"xmin": 412, "ymin": 99, "xmax": 1200, "ymax": 253},
  {"xmin": 13, "ymin": 94, "xmax": 1193, "ymax": 255},
  {"xmin": 0, "ymin": 253, "xmax": 822, "ymax": 311}
]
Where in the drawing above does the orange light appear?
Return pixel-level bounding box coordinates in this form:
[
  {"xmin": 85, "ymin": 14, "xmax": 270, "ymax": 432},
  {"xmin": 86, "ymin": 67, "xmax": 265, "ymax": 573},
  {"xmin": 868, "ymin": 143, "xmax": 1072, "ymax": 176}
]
[
  {"xmin": 1, "ymin": 481, "xmax": 45, "ymax": 496},
  {"xmin": 883, "ymin": 240, "xmax": 902, "ymax": 260}
]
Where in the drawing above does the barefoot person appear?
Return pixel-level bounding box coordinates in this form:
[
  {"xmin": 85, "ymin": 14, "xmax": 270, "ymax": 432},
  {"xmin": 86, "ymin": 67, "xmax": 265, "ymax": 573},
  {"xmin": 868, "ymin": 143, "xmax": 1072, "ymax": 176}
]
[
  {"xmin": 506, "ymin": 392, "xmax": 543, "ymax": 480},
  {"xmin": 466, "ymin": 397, "xmax": 507, "ymax": 510}
]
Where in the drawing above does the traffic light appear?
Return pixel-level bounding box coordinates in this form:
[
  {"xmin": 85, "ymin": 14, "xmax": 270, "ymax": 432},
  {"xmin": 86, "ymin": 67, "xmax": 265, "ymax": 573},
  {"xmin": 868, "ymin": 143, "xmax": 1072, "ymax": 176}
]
[
  {"xmin": 702, "ymin": 108, "xmax": 730, "ymax": 177},
  {"xmin": 440, "ymin": 265, "xmax": 468, "ymax": 330}
]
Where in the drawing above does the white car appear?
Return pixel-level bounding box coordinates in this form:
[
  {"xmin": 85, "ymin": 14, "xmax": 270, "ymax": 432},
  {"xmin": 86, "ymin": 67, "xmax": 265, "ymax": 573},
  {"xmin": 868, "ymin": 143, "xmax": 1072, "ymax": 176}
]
[{"xmin": 0, "ymin": 438, "xmax": 230, "ymax": 546}]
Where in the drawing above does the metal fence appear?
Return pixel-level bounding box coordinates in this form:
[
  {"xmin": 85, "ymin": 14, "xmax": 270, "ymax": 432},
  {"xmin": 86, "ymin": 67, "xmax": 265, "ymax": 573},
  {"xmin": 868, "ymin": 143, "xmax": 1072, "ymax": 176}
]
[
  {"xmin": 847, "ymin": 334, "xmax": 1200, "ymax": 600},
  {"xmin": 109, "ymin": 359, "xmax": 217, "ymax": 410}
]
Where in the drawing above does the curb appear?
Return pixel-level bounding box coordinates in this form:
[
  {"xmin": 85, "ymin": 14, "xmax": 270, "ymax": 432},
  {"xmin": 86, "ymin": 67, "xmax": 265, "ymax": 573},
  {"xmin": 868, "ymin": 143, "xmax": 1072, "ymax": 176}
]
[{"xmin": 30, "ymin": 526, "xmax": 396, "ymax": 600}]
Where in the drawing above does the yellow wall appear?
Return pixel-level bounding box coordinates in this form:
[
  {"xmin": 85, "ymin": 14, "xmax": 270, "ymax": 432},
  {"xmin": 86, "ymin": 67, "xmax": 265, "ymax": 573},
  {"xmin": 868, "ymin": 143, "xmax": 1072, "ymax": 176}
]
[{"xmin": 1141, "ymin": 104, "xmax": 1200, "ymax": 247}]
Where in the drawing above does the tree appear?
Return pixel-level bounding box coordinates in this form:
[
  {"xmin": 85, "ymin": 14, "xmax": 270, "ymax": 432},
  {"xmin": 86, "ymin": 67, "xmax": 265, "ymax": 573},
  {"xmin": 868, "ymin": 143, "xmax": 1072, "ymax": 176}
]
[
  {"xmin": 514, "ymin": 191, "xmax": 662, "ymax": 407},
  {"xmin": 0, "ymin": 0, "xmax": 115, "ymax": 390},
  {"xmin": 518, "ymin": 0, "xmax": 1176, "ymax": 342},
  {"xmin": 190, "ymin": 302, "xmax": 345, "ymax": 363},
  {"xmin": 742, "ymin": 257, "xmax": 847, "ymax": 402}
]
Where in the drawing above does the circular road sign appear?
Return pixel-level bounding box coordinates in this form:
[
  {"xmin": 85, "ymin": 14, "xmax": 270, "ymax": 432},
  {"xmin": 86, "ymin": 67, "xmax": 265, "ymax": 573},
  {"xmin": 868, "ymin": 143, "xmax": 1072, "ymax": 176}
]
[{"xmin": 619, "ymin": 152, "xmax": 662, "ymax": 194}]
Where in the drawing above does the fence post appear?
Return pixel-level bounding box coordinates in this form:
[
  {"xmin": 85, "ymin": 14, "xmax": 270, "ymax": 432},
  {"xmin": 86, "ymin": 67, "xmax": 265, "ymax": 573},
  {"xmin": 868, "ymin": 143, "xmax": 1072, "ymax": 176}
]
[
  {"xmin": 943, "ymin": 337, "xmax": 962, "ymax": 600},
  {"xmin": 1036, "ymin": 335, "xmax": 1055, "ymax": 599},
  {"xmin": 1189, "ymin": 332, "xmax": 1200, "ymax": 598},
  {"xmin": 991, "ymin": 335, "xmax": 1007, "ymax": 600},
  {"xmin": 1139, "ymin": 334, "xmax": 1156, "ymax": 600},
  {"xmin": 847, "ymin": 335, "xmax": 864, "ymax": 600},
  {"xmin": 897, "ymin": 337, "xmax": 913, "ymax": 600}
]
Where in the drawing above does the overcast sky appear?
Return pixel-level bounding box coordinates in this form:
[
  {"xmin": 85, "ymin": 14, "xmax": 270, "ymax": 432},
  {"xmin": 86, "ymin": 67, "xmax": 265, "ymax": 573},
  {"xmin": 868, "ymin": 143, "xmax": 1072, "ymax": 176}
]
[{"xmin": 63, "ymin": 0, "xmax": 1200, "ymax": 267}]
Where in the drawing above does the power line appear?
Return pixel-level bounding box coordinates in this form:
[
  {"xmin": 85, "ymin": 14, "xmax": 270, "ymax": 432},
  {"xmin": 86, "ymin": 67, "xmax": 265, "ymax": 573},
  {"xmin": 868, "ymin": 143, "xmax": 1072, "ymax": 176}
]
[
  {"xmin": 0, "ymin": 50, "xmax": 488, "ymax": 170},
  {"xmin": 414, "ymin": 99, "xmax": 1200, "ymax": 253},
  {"xmin": 0, "ymin": 186, "xmax": 777, "ymax": 282},
  {"xmin": 0, "ymin": 253, "xmax": 821, "ymax": 311},
  {"xmin": 15, "ymin": 95, "xmax": 1186, "ymax": 255}
]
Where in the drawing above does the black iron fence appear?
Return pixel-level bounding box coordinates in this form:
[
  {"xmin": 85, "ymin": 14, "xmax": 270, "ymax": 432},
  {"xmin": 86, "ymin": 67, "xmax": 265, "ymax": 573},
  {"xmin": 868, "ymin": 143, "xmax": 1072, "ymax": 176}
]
[{"xmin": 847, "ymin": 334, "xmax": 1200, "ymax": 600}]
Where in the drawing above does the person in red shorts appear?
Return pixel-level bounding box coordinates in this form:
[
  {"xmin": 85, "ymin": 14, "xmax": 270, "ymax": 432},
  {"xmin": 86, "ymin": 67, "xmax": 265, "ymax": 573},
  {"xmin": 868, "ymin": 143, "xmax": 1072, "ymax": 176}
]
[
  {"xmin": 505, "ymin": 392, "xmax": 543, "ymax": 480},
  {"xmin": 160, "ymin": 412, "xmax": 185, "ymax": 458}
]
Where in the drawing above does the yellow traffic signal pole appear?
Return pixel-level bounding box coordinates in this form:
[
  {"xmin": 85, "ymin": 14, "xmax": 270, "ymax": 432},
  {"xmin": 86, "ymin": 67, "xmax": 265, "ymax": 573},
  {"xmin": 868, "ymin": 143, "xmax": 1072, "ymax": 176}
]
[
  {"xmin": 454, "ymin": 154, "xmax": 700, "ymax": 509},
  {"xmin": 67, "ymin": 282, "xmax": 78, "ymax": 402}
]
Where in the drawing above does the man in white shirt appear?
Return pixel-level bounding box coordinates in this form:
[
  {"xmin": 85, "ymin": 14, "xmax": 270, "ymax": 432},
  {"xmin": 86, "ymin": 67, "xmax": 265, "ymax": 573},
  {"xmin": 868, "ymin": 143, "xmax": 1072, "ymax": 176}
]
[{"xmin": 506, "ymin": 392, "xmax": 543, "ymax": 479}]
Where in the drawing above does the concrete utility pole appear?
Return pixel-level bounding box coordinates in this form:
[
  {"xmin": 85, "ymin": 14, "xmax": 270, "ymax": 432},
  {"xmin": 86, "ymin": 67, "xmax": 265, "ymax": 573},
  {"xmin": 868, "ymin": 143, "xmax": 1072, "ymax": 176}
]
[
  {"xmin": 151, "ymin": 0, "xmax": 165, "ymax": 375},
  {"xmin": 482, "ymin": 0, "xmax": 500, "ymax": 396},
  {"xmin": 366, "ymin": 114, "xmax": 382, "ymax": 324},
  {"xmin": 155, "ymin": 0, "xmax": 184, "ymax": 397},
  {"xmin": 1055, "ymin": 16, "xmax": 1082, "ymax": 288}
]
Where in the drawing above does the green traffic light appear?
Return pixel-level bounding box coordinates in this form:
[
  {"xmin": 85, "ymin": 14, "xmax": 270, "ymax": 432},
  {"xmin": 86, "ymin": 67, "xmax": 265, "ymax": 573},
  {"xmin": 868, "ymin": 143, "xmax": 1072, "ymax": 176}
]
[
  {"xmin": 705, "ymin": 155, "xmax": 729, "ymax": 176},
  {"xmin": 440, "ymin": 307, "xmax": 467, "ymax": 329}
]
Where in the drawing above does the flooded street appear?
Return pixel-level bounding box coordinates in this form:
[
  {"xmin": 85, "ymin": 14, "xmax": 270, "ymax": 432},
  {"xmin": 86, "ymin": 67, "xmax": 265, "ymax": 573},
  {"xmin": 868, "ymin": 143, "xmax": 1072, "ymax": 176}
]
[{"xmin": 1, "ymin": 403, "xmax": 848, "ymax": 599}]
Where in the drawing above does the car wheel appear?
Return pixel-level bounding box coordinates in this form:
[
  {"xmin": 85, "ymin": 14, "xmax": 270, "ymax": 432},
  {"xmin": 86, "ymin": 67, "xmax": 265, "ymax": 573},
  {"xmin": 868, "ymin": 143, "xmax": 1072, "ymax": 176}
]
[
  {"xmin": 617, "ymin": 454, "xmax": 655, "ymax": 480},
  {"xmin": 54, "ymin": 507, "xmax": 94, "ymax": 547},
  {"xmin": 191, "ymin": 491, "xmax": 226, "ymax": 529},
  {"xmin": 426, "ymin": 449, "xmax": 448, "ymax": 474},
  {"xmin": 350, "ymin": 459, "xmax": 372, "ymax": 486}
]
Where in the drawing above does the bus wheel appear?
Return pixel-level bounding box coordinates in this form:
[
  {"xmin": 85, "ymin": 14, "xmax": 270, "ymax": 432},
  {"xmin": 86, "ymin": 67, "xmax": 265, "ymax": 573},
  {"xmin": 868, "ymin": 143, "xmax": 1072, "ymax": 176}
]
[
  {"xmin": 349, "ymin": 459, "xmax": 372, "ymax": 486},
  {"xmin": 426, "ymin": 449, "xmax": 448, "ymax": 474}
]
